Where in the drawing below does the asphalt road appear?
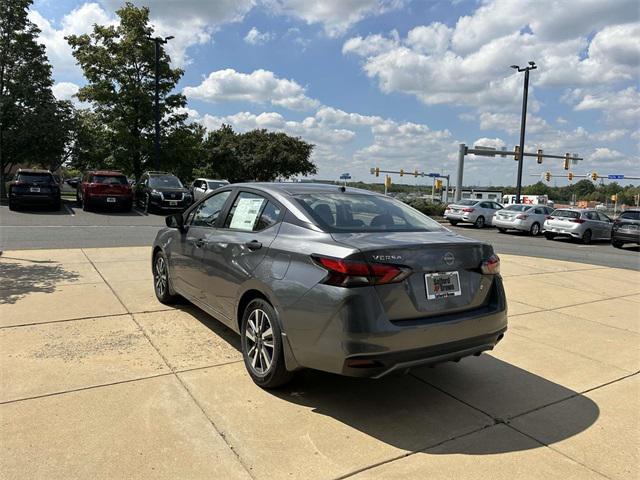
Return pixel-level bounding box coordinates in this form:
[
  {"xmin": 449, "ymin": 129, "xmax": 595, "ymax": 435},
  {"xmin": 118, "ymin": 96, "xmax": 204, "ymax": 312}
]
[{"xmin": 1, "ymin": 199, "xmax": 639, "ymax": 270}]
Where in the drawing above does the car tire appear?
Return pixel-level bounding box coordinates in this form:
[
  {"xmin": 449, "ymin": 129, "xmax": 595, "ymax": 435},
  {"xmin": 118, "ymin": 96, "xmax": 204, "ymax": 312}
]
[
  {"xmin": 448, "ymin": 220, "xmax": 459, "ymax": 226},
  {"xmin": 611, "ymin": 239, "xmax": 624, "ymax": 249},
  {"xmin": 76, "ymin": 193, "xmax": 82, "ymax": 207},
  {"xmin": 545, "ymin": 232, "xmax": 554, "ymax": 240},
  {"xmin": 497, "ymin": 228, "xmax": 507, "ymax": 233},
  {"xmin": 241, "ymin": 299, "xmax": 294, "ymax": 389},
  {"xmin": 82, "ymin": 196, "xmax": 91, "ymax": 211},
  {"xmin": 144, "ymin": 194, "xmax": 151, "ymax": 214},
  {"xmin": 529, "ymin": 222, "xmax": 541, "ymax": 236},
  {"xmin": 153, "ymin": 250, "xmax": 180, "ymax": 304},
  {"xmin": 52, "ymin": 198, "xmax": 61, "ymax": 211},
  {"xmin": 8, "ymin": 199, "xmax": 17, "ymax": 211},
  {"xmin": 474, "ymin": 216, "xmax": 485, "ymax": 228},
  {"xmin": 581, "ymin": 229, "xmax": 592, "ymax": 245}
]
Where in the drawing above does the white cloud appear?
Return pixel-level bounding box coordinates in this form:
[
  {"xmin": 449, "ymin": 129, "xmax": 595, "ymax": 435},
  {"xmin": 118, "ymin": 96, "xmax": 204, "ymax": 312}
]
[
  {"xmin": 52, "ymin": 82, "xmax": 80, "ymax": 102},
  {"xmin": 589, "ymin": 147, "xmax": 623, "ymax": 161},
  {"xmin": 572, "ymin": 87, "xmax": 640, "ymax": 125},
  {"xmin": 265, "ymin": 0, "xmax": 404, "ymax": 37},
  {"xmin": 183, "ymin": 69, "xmax": 320, "ymax": 111},
  {"xmin": 342, "ymin": 31, "xmax": 399, "ymax": 56},
  {"xmin": 244, "ymin": 27, "xmax": 272, "ymax": 45},
  {"xmin": 405, "ymin": 23, "xmax": 452, "ymax": 55}
]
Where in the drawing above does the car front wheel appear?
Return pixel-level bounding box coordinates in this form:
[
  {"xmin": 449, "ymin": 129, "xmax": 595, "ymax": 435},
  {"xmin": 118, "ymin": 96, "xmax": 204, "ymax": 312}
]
[
  {"xmin": 153, "ymin": 251, "xmax": 179, "ymax": 304},
  {"xmin": 241, "ymin": 299, "xmax": 293, "ymax": 389},
  {"xmin": 448, "ymin": 220, "xmax": 459, "ymax": 226},
  {"xmin": 611, "ymin": 239, "xmax": 624, "ymax": 249},
  {"xmin": 581, "ymin": 229, "xmax": 592, "ymax": 245}
]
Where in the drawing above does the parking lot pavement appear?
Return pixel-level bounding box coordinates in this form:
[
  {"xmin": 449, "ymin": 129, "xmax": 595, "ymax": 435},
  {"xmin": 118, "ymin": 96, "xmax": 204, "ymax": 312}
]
[{"xmin": 1, "ymin": 247, "xmax": 639, "ymax": 479}]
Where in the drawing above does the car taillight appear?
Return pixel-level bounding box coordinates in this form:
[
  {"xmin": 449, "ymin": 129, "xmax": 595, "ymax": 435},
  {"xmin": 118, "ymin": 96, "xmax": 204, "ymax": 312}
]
[
  {"xmin": 516, "ymin": 214, "xmax": 528, "ymax": 220},
  {"xmin": 313, "ymin": 255, "xmax": 411, "ymax": 287},
  {"xmin": 480, "ymin": 254, "xmax": 500, "ymax": 275},
  {"xmin": 462, "ymin": 208, "xmax": 475, "ymax": 212},
  {"xmin": 570, "ymin": 218, "xmax": 586, "ymax": 224},
  {"xmin": 546, "ymin": 215, "xmax": 553, "ymax": 220}
]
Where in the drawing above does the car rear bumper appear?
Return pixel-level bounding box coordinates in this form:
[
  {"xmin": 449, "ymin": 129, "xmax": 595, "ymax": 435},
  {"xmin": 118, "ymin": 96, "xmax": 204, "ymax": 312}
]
[
  {"xmin": 544, "ymin": 225, "xmax": 582, "ymax": 238},
  {"xmin": 87, "ymin": 194, "xmax": 132, "ymax": 206},
  {"xmin": 613, "ymin": 230, "xmax": 640, "ymax": 243},
  {"xmin": 493, "ymin": 217, "xmax": 529, "ymax": 230},
  {"xmin": 444, "ymin": 212, "xmax": 474, "ymax": 222},
  {"xmin": 282, "ymin": 276, "xmax": 508, "ymax": 377},
  {"xmin": 10, "ymin": 193, "xmax": 59, "ymax": 205}
]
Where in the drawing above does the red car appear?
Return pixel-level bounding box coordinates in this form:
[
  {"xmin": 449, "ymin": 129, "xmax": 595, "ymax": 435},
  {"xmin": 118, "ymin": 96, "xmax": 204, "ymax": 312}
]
[{"xmin": 77, "ymin": 170, "xmax": 133, "ymax": 211}]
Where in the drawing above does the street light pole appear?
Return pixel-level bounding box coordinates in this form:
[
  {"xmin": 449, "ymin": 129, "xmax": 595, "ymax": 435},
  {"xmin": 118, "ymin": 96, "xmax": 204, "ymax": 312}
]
[
  {"xmin": 149, "ymin": 35, "xmax": 174, "ymax": 172},
  {"xmin": 510, "ymin": 61, "xmax": 537, "ymax": 203}
]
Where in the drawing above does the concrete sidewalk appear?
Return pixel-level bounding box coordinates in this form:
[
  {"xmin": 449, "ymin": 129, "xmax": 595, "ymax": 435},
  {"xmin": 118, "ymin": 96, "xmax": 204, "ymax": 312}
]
[{"xmin": 0, "ymin": 247, "xmax": 638, "ymax": 479}]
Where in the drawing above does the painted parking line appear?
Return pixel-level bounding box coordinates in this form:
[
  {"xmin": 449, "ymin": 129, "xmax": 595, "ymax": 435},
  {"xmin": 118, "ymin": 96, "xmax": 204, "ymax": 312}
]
[
  {"xmin": 63, "ymin": 203, "xmax": 75, "ymax": 216},
  {"xmin": 131, "ymin": 207, "xmax": 146, "ymax": 217}
]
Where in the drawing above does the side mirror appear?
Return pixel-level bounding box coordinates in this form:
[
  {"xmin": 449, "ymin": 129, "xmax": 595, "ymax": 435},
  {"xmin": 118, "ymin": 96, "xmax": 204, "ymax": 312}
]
[{"xmin": 166, "ymin": 213, "xmax": 185, "ymax": 231}]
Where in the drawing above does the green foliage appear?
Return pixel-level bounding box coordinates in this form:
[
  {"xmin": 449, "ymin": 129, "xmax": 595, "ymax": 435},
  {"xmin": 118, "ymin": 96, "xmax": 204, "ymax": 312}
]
[
  {"xmin": 65, "ymin": 109, "xmax": 112, "ymax": 171},
  {"xmin": 404, "ymin": 198, "xmax": 447, "ymax": 217},
  {"xmin": 0, "ymin": 0, "xmax": 69, "ymax": 195},
  {"xmin": 67, "ymin": 2, "xmax": 186, "ymax": 179},
  {"xmin": 199, "ymin": 124, "xmax": 316, "ymax": 183}
]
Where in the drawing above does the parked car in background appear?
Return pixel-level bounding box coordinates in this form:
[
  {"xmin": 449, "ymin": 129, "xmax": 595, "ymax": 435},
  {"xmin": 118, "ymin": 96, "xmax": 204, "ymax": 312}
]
[
  {"xmin": 544, "ymin": 209, "xmax": 612, "ymax": 244},
  {"xmin": 444, "ymin": 199, "xmax": 503, "ymax": 228},
  {"xmin": 77, "ymin": 171, "xmax": 133, "ymax": 212},
  {"xmin": 134, "ymin": 171, "xmax": 192, "ymax": 213},
  {"xmin": 494, "ymin": 204, "xmax": 555, "ymax": 236},
  {"xmin": 611, "ymin": 209, "xmax": 640, "ymax": 248},
  {"xmin": 152, "ymin": 183, "xmax": 507, "ymax": 388},
  {"xmin": 8, "ymin": 169, "xmax": 61, "ymax": 211},
  {"xmin": 190, "ymin": 178, "xmax": 230, "ymax": 202},
  {"xmin": 66, "ymin": 177, "xmax": 80, "ymax": 189}
]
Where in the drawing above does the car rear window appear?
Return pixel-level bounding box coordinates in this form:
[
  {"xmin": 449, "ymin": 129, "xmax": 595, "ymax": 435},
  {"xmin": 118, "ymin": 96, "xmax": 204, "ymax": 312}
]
[
  {"xmin": 149, "ymin": 175, "xmax": 183, "ymax": 188},
  {"xmin": 91, "ymin": 175, "xmax": 127, "ymax": 185},
  {"xmin": 207, "ymin": 181, "xmax": 228, "ymax": 190},
  {"xmin": 17, "ymin": 172, "xmax": 53, "ymax": 183},
  {"xmin": 552, "ymin": 210, "xmax": 580, "ymax": 218},
  {"xmin": 455, "ymin": 200, "xmax": 477, "ymax": 206},
  {"xmin": 504, "ymin": 205, "xmax": 530, "ymax": 211},
  {"xmin": 295, "ymin": 193, "xmax": 445, "ymax": 233},
  {"xmin": 619, "ymin": 211, "xmax": 640, "ymax": 220}
]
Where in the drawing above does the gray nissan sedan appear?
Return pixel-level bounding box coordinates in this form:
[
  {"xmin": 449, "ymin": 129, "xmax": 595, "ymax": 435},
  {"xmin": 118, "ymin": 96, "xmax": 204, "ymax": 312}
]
[{"xmin": 152, "ymin": 183, "xmax": 507, "ymax": 388}]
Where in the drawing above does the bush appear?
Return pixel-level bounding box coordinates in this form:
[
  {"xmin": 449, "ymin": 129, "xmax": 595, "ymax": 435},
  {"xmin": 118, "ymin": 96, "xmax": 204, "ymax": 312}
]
[{"xmin": 404, "ymin": 198, "xmax": 447, "ymax": 217}]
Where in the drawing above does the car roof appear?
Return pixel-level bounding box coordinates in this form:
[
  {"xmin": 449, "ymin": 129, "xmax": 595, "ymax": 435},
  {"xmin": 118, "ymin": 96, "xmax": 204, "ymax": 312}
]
[
  {"xmin": 17, "ymin": 168, "xmax": 52, "ymax": 174},
  {"xmin": 230, "ymin": 182, "xmax": 380, "ymax": 196},
  {"xmin": 87, "ymin": 170, "xmax": 125, "ymax": 176}
]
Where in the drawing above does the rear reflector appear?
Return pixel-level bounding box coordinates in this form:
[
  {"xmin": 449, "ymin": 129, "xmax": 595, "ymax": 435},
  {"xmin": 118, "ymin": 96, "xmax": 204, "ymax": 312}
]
[
  {"xmin": 480, "ymin": 254, "xmax": 500, "ymax": 275},
  {"xmin": 313, "ymin": 255, "xmax": 411, "ymax": 287}
]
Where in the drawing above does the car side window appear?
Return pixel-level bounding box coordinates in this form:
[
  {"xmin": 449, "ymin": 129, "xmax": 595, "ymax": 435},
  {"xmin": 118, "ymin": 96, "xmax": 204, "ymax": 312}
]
[
  {"xmin": 223, "ymin": 192, "xmax": 273, "ymax": 231},
  {"xmin": 479, "ymin": 202, "xmax": 489, "ymax": 208},
  {"xmin": 598, "ymin": 212, "xmax": 611, "ymax": 222},
  {"xmin": 583, "ymin": 211, "xmax": 596, "ymax": 220},
  {"xmin": 191, "ymin": 191, "xmax": 231, "ymax": 228},
  {"xmin": 533, "ymin": 207, "xmax": 543, "ymax": 214},
  {"xmin": 493, "ymin": 202, "xmax": 503, "ymax": 209},
  {"xmin": 255, "ymin": 201, "xmax": 282, "ymax": 230}
]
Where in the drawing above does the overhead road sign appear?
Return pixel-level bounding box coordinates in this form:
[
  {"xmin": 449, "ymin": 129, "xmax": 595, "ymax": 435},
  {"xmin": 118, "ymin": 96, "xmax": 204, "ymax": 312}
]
[{"xmin": 608, "ymin": 174, "xmax": 624, "ymax": 180}]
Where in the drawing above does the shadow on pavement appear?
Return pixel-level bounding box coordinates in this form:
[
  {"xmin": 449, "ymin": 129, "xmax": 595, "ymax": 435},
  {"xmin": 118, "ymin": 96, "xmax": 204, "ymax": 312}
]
[
  {"xmin": 0, "ymin": 257, "xmax": 80, "ymax": 304},
  {"xmin": 182, "ymin": 302, "xmax": 599, "ymax": 456}
]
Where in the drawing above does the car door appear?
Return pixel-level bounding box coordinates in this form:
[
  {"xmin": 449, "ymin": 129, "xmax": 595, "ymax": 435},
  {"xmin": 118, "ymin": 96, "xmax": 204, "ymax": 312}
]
[
  {"xmin": 597, "ymin": 212, "xmax": 613, "ymax": 239},
  {"xmin": 170, "ymin": 190, "xmax": 232, "ymax": 305},
  {"xmin": 200, "ymin": 190, "xmax": 283, "ymax": 322}
]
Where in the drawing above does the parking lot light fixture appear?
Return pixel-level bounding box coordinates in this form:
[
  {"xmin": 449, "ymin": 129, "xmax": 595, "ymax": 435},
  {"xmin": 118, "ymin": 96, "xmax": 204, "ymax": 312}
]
[{"xmin": 148, "ymin": 35, "xmax": 174, "ymax": 172}]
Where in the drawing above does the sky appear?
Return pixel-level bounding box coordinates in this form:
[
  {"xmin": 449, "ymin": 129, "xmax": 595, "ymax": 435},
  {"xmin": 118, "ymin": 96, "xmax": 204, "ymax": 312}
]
[{"xmin": 30, "ymin": 0, "xmax": 639, "ymax": 186}]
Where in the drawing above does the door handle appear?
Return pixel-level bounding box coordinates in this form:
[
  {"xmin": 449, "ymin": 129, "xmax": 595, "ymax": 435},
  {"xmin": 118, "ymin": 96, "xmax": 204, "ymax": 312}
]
[
  {"xmin": 245, "ymin": 240, "xmax": 262, "ymax": 251},
  {"xmin": 194, "ymin": 238, "xmax": 205, "ymax": 248}
]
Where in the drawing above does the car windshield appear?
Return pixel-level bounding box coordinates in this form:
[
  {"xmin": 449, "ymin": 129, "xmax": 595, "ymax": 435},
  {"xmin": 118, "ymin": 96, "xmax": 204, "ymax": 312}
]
[
  {"xmin": 552, "ymin": 210, "xmax": 580, "ymax": 218},
  {"xmin": 207, "ymin": 181, "xmax": 227, "ymax": 189},
  {"xmin": 454, "ymin": 200, "xmax": 477, "ymax": 206},
  {"xmin": 17, "ymin": 172, "xmax": 53, "ymax": 183},
  {"xmin": 619, "ymin": 211, "xmax": 640, "ymax": 220},
  {"xmin": 295, "ymin": 193, "xmax": 446, "ymax": 233},
  {"xmin": 504, "ymin": 205, "xmax": 530, "ymax": 211},
  {"xmin": 92, "ymin": 175, "xmax": 127, "ymax": 185},
  {"xmin": 149, "ymin": 175, "xmax": 182, "ymax": 188}
]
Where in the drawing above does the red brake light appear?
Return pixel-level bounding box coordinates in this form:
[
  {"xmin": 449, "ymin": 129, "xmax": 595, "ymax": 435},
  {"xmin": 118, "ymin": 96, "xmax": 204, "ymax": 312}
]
[
  {"xmin": 516, "ymin": 214, "xmax": 528, "ymax": 220},
  {"xmin": 570, "ymin": 218, "xmax": 585, "ymax": 224},
  {"xmin": 462, "ymin": 208, "xmax": 475, "ymax": 212},
  {"xmin": 481, "ymin": 254, "xmax": 500, "ymax": 275},
  {"xmin": 313, "ymin": 255, "xmax": 411, "ymax": 287}
]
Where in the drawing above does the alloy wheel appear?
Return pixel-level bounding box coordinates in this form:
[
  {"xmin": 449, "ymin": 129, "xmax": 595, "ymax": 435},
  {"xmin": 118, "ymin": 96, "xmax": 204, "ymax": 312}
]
[
  {"xmin": 245, "ymin": 308, "xmax": 275, "ymax": 376},
  {"xmin": 154, "ymin": 255, "xmax": 167, "ymax": 297}
]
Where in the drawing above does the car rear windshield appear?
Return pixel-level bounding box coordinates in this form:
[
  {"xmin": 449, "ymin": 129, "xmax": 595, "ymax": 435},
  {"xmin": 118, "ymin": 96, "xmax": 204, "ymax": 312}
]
[
  {"xmin": 207, "ymin": 181, "xmax": 228, "ymax": 189},
  {"xmin": 149, "ymin": 175, "xmax": 183, "ymax": 188},
  {"xmin": 294, "ymin": 193, "xmax": 446, "ymax": 233},
  {"xmin": 552, "ymin": 210, "xmax": 580, "ymax": 218},
  {"xmin": 454, "ymin": 199, "xmax": 477, "ymax": 206},
  {"xmin": 619, "ymin": 211, "xmax": 640, "ymax": 220},
  {"xmin": 504, "ymin": 204, "xmax": 530, "ymax": 211},
  {"xmin": 92, "ymin": 175, "xmax": 127, "ymax": 185},
  {"xmin": 17, "ymin": 172, "xmax": 54, "ymax": 183}
]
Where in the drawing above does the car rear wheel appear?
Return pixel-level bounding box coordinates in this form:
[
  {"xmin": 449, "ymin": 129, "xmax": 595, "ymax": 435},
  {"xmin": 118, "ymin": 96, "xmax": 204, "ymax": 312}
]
[
  {"xmin": 545, "ymin": 232, "xmax": 554, "ymax": 240},
  {"xmin": 611, "ymin": 239, "xmax": 624, "ymax": 249},
  {"xmin": 241, "ymin": 299, "xmax": 293, "ymax": 389},
  {"xmin": 76, "ymin": 192, "xmax": 82, "ymax": 207},
  {"xmin": 529, "ymin": 222, "xmax": 541, "ymax": 236},
  {"xmin": 153, "ymin": 251, "xmax": 179, "ymax": 304},
  {"xmin": 474, "ymin": 216, "xmax": 485, "ymax": 228},
  {"xmin": 448, "ymin": 220, "xmax": 459, "ymax": 226},
  {"xmin": 497, "ymin": 228, "xmax": 507, "ymax": 233},
  {"xmin": 581, "ymin": 229, "xmax": 592, "ymax": 245},
  {"xmin": 82, "ymin": 196, "xmax": 91, "ymax": 211}
]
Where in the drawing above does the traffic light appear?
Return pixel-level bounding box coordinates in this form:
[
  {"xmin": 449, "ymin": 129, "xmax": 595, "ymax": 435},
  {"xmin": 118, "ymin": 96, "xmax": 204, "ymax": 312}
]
[
  {"xmin": 414, "ymin": 169, "xmax": 419, "ymax": 177},
  {"xmin": 563, "ymin": 153, "xmax": 570, "ymax": 170},
  {"xmin": 514, "ymin": 145, "xmax": 520, "ymax": 161},
  {"xmin": 399, "ymin": 169, "xmax": 404, "ymax": 177},
  {"xmin": 544, "ymin": 171, "xmax": 551, "ymax": 182},
  {"xmin": 537, "ymin": 149, "xmax": 543, "ymax": 164},
  {"xmin": 435, "ymin": 179, "xmax": 443, "ymax": 189},
  {"xmin": 568, "ymin": 172, "xmax": 574, "ymax": 181},
  {"xmin": 611, "ymin": 194, "xmax": 618, "ymax": 202},
  {"xmin": 591, "ymin": 172, "xmax": 598, "ymax": 181},
  {"xmin": 374, "ymin": 167, "xmax": 380, "ymax": 177},
  {"xmin": 384, "ymin": 175, "xmax": 392, "ymax": 189}
]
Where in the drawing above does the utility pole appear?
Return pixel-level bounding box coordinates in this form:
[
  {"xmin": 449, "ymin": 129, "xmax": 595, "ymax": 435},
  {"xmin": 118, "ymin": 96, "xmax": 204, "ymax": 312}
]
[
  {"xmin": 510, "ymin": 61, "xmax": 537, "ymax": 203},
  {"xmin": 455, "ymin": 143, "xmax": 466, "ymax": 201},
  {"xmin": 148, "ymin": 35, "xmax": 174, "ymax": 172}
]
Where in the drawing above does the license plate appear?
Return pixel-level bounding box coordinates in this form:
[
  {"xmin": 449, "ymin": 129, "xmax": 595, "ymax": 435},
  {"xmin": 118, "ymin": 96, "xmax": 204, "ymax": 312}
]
[
  {"xmin": 621, "ymin": 225, "xmax": 638, "ymax": 231},
  {"xmin": 107, "ymin": 197, "xmax": 116, "ymax": 203},
  {"xmin": 30, "ymin": 187, "xmax": 40, "ymax": 193},
  {"xmin": 169, "ymin": 200, "xmax": 178, "ymax": 206},
  {"xmin": 425, "ymin": 271, "xmax": 462, "ymax": 300}
]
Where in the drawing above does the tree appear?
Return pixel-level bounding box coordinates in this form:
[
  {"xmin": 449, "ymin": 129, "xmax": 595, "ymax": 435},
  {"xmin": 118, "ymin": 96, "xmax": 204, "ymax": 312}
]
[
  {"xmin": 161, "ymin": 123, "xmax": 206, "ymax": 182},
  {"xmin": 0, "ymin": 0, "xmax": 65, "ymax": 197},
  {"xmin": 67, "ymin": 2, "xmax": 186, "ymax": 179},
  {"xmin": 65, "ymin": 108, "xmax": 112, "ymax": 172},
  {"xmin": 200, "ymin": 125, "xmax": 316, "ymax": 183}
]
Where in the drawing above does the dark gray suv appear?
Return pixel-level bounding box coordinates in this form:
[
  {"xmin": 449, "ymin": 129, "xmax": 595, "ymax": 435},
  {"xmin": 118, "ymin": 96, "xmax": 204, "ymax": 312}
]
[{"xmin": 152, "ymin": 183, "xmax": 507, "ymax": 388}]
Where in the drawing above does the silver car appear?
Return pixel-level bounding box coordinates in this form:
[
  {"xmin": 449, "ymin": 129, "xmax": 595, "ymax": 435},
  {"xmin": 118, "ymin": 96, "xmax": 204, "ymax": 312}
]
[
  {"xmin": 444, "ymin": 199, "xmax": 503, "ymax": 228},
  {"xmin": 494, "ymin": 204, "xmax": 555, "ymax": 236},
  {"xmin": 152, "ymin": 183, "xmax": 507, "ymax": 388},
  {"xmin": 544, "ymin": 208, "xmax": 613, "ymax": 244},
  {"xmin": 190, "ymin": 178, "xmax": 230, "ymax": 202}
]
